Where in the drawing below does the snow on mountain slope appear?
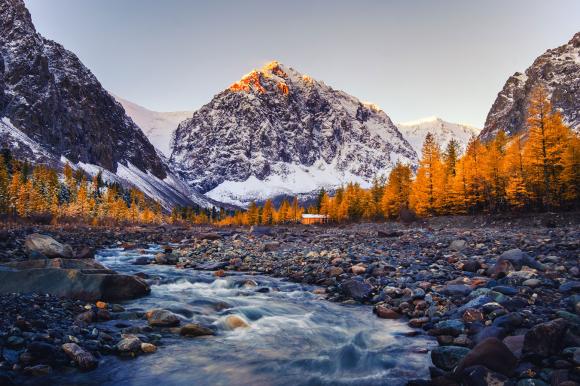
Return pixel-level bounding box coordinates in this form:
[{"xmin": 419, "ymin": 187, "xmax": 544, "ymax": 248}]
[
  {"xmin": 170, "ymin": 61, "xmax": 417, "ymax": 207},
  {"xmin": 113, "ymin": 95, "xmax": 193, "ymax": 156},
  {"xmin": 396, "ymin": 117, "xmax": 480, "ymax": 155}
]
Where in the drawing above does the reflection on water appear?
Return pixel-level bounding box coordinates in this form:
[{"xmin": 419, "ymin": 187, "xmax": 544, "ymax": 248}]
[{"xmin": 50, "ymin": 246, "xmax": 434, "ymax": 386}]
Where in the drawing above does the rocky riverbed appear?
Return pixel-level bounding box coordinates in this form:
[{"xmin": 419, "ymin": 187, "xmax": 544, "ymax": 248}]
[{"xmin": 0, "ymin": 213, "xmax": 578, "ymax": 385}]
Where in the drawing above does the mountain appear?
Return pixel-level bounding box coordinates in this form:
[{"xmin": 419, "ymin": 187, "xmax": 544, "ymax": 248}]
[
  {"xmin": 480, "ymin": 32, "xmax": 580, "ymax": 141},
  {"xmin": 0, "ymin": 0, "xmax": 216, "ymax": 209},
  {"xmin": 170, "ymin": 61, "xmax": 417, "ymax": 207},
  {"xmin": 396, "ymin": 117, "xmax": 480, "ymax": 155},
  {"xmin": 113, "ymin": 95, "xmax": 193, "ymax": 156}
]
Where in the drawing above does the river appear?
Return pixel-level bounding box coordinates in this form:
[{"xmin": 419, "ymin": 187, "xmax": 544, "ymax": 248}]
[{"xmin": 49, "ymin": 245, "xmax": 434, "ymax": 385}]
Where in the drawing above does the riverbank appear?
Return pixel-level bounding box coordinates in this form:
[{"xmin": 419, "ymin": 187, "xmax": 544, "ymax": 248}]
[{"xmin": 0, "ymin": 212, "xmax": 578, "ymax": 385}]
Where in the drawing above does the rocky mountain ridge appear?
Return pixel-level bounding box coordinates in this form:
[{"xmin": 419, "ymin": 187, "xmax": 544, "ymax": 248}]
[
  {"xmin": 170, "ymin": 61, "xmax": 417, "ymax": 206},
  {"xmin": 0, "ymin": 0, "xmax": 216, "ymax": 209},
  {"xmin": 480, "ymin": 32, "xmax": 580, "ymax": 141}
]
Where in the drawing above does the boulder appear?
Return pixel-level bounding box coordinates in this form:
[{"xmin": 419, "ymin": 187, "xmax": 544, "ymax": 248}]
[
  {"xmin": 455, "ymin": 337, "xmax": 518, "ymax": 376},
  {"xmin": 523, "ymin": 318, "xmax": 568, "ymax": 357},
  {"xmin": 0, "ymin": 268, "xmax": 150, "ymax": 301},
  {"xmin": 146, "ymin": 309, "xmax": 181, "ymax": 327},
  {"xmin": 24, "ymin": 234, "xmax": 73, "ymax": 258},
  {"xmin": 61, "ymin": 343, "xmax": 98, "ymax": 370}
]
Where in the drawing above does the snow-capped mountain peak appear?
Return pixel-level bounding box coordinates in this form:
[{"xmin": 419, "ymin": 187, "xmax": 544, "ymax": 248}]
[
  {"xmin": 112, "ymin": 94, "xmax": 194, "ymax": 157},
  {"xmin": 170, "ymin": 61, "xmax": 417, "ymax": 207},
  {"xmin": 396, "ymin": 117, "xmax": 480, "ymax": 155}
]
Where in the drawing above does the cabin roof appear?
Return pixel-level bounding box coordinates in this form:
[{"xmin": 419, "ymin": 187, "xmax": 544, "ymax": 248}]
[{"xmin": 301, "ymin": 214, "xmax": 329, "ymax": 219}]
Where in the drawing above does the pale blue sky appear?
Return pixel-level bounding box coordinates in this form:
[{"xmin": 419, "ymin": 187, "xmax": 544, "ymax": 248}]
[{"xmin": 25, "ymin": 0, "xmax": 580, "ymax": 127}]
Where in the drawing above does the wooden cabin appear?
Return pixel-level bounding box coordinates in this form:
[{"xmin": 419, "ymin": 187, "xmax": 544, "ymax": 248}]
[{"xmin": 301, "ymin": 214, "xmax": 329, "ymax": 225}]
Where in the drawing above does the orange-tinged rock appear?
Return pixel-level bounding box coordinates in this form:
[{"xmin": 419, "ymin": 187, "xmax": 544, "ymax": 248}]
[
  {"xmin": 277, "ymin": 82, "xmax": 289, "ymax": 95},
  {"xmin": 375, "ymin": 305, "xmax": 401, "ymax": 319},
  {"xmin": 351, "ymin": 264, "xmax": 366, "ymax": 275},
  {"xmin": 214, "ymin": 269, "xmax": 225, "ymax": 277},
  {"xmin": 96, "ymin": 301, "xmax": 107, "ymax": 309},
  {"xmin": 224, "ymin": 315, "xmax": 249, "ymax": 329}
]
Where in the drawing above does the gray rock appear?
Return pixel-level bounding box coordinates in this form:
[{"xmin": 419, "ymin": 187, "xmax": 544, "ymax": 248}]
[
  {"xmin": 340, "ymin": 279, "xmax": 373, "ymax": 301},
  {"xmin": 559, "ymin": 281, "xmax": 580, "ymax": 293},
  {"xmin": 498, "ymin": 249, "xmax": 544, "ymax": 271},
  {"xmin": 24, "ymin": 234, "xmax": 73, "ymax": 259},
  {"xmin": 146, "ymin": 309, "xmax": 180, "ymax": 327},
  {"xmin": 449, "ymin": 239, "xmax": 467, "ymax": 251},
  {"xmin": 0, "ymin": 268, "xmax": 150, "ymax": 301},
  {"xmin": 116, "ymin": 336, "xmax": 142, "ymax": 353}
]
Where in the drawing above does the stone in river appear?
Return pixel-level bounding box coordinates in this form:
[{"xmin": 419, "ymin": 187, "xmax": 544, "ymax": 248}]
[
  {"xmin": 180, "ymin": 323, "xmax": 215, "ymax": 337},
  {"xmin": 140, "ymin": 343, "xmax": 157, "ymax": 353},
  {"xmin": 133, "ymin": 256, "xmax": 149, "ymax": 265},
  {"xmin": 24, "ymin": 233, "xmax": 73, "ymax": 258},
  {"xmin": 146, "ymin": 309, "xmax": 181, "ymax": 327},
  {"xmin": 224, "ymin": 315, "xmax": 249, "ymax": 329},
  {"xmin": 23, "ymin": 364, "xmax": 52, "ymax": 376},
  {"xmin": 116, "ymin": 336, "xmax": 142, "ymax": 354},
  {"xmin": 62, "ymin": 343, "xmax": 98, "ymax": 370}
]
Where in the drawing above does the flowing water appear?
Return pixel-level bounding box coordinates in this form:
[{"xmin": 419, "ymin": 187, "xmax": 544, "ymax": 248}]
[{"xmin": 51, "ymin": 246, "xmax": 435, "ymax": 386}]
